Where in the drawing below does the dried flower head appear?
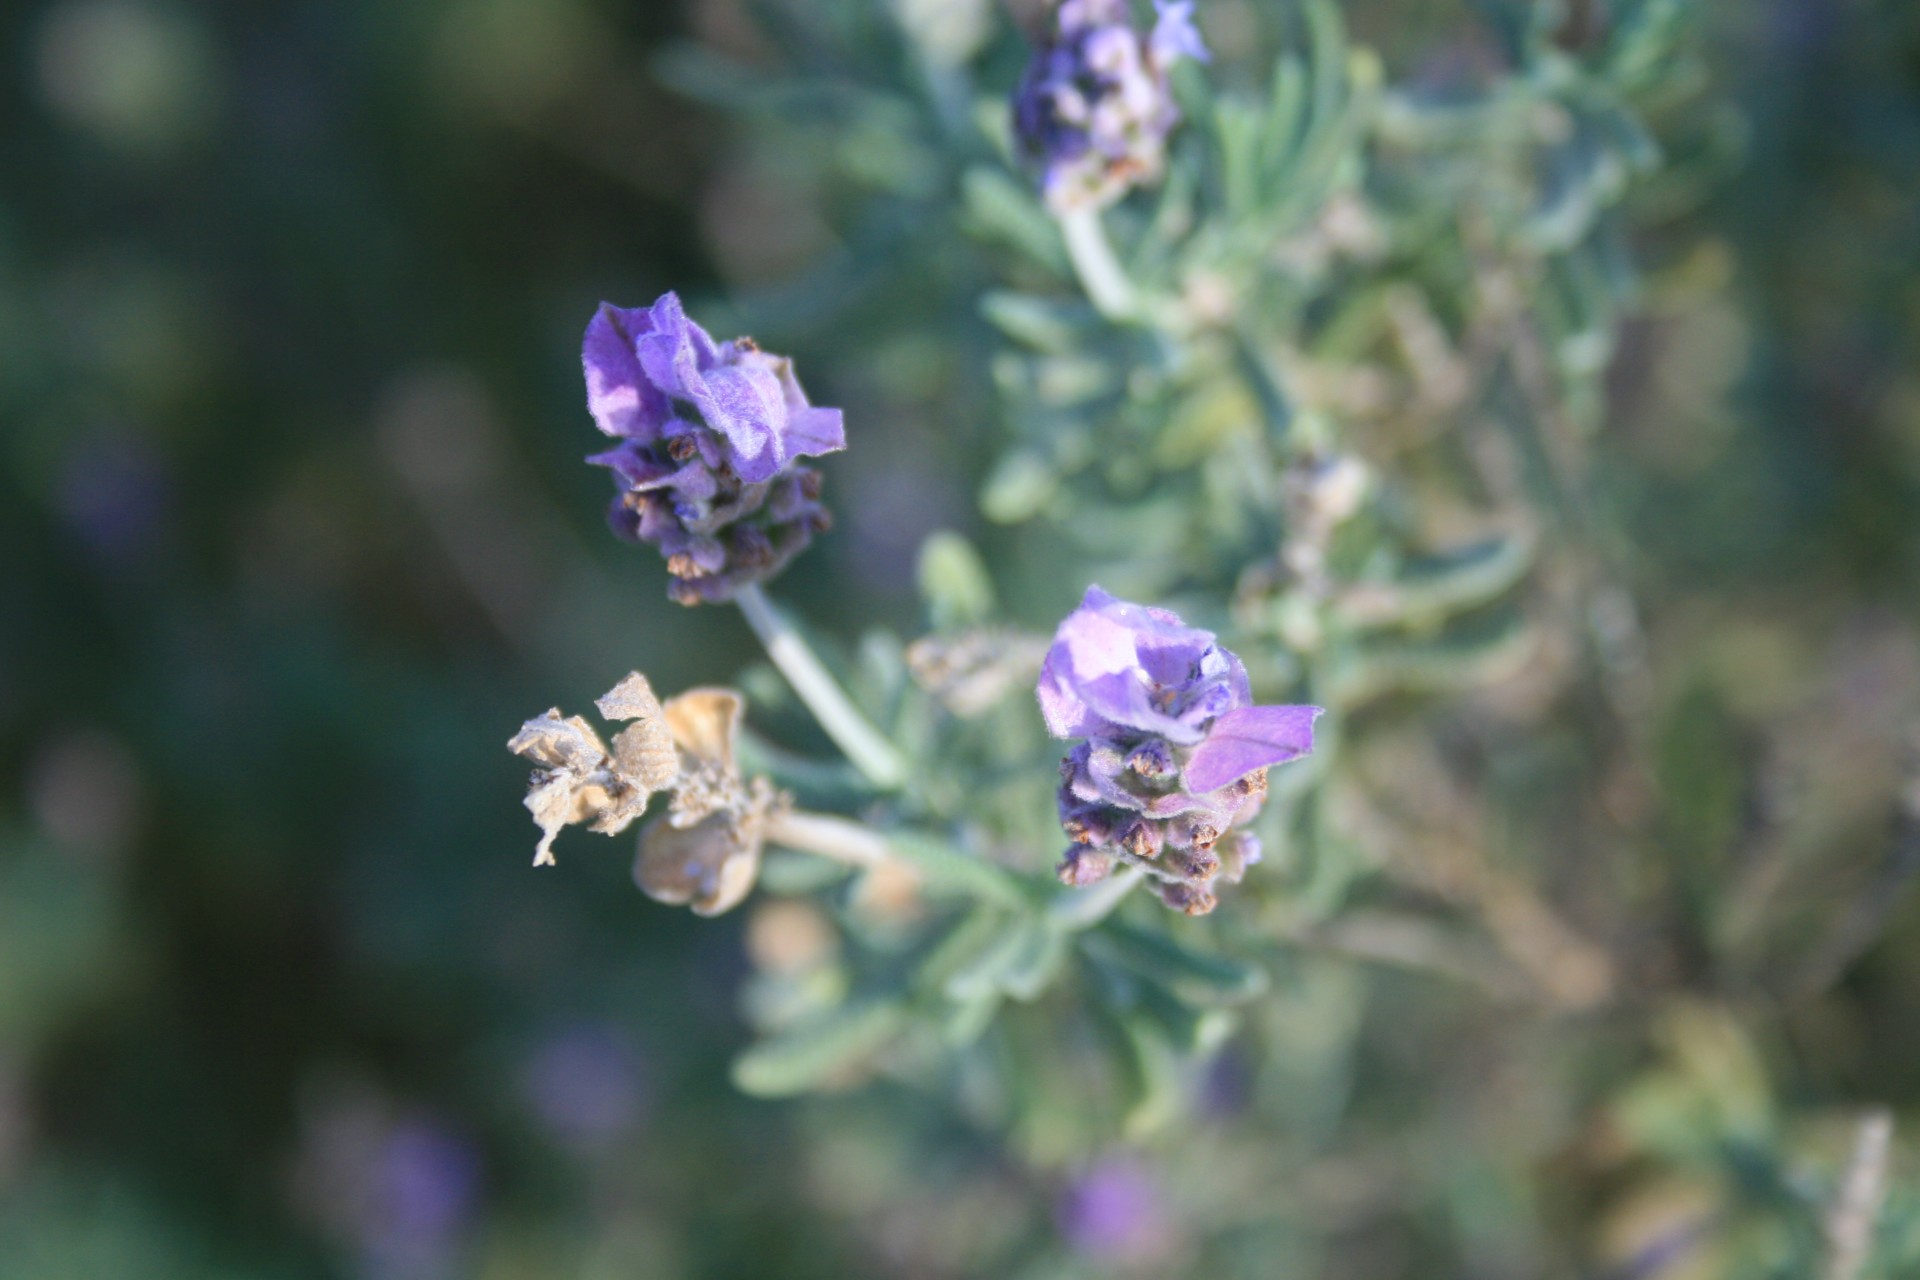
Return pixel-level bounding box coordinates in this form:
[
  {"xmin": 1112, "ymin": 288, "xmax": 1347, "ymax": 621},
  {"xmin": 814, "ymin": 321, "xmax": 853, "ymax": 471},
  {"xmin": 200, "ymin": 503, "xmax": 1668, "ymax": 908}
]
[
  {"xmin": 582, "ymin": 293, "xmax": 844, "ymax": 604},
  {"xmin": 507, "ymin": 673, "xmax": 677, "ymax": 867},
  {"xmin": 1013, "ymin": 0, "xmax": 1208, "ymax": 214},
  {"xmin": 508, "ymin": 673, "xmax": 788, "ymax": 914},
  {"xmin": 1037, "ymin": 587, "xmax": 1321, "ymax": 913},
  {"xmin": 636, "ymin": 687, "xmax": 786, "ymax": 917}
]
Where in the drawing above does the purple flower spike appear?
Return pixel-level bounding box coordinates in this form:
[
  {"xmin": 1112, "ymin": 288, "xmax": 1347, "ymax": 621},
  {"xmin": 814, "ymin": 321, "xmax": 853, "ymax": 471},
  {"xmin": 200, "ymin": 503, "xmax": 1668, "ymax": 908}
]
[
  {"xmin": 583, "ymin": 293, "xmax": 844, "ymax": 604},
  {"xmin": 1037, "ymin": 586, "xmax": 1321, "ymax": 914},
  {"xmin": 1013, "ymin": 0, "xmax": 1208, "ymax": 214}
]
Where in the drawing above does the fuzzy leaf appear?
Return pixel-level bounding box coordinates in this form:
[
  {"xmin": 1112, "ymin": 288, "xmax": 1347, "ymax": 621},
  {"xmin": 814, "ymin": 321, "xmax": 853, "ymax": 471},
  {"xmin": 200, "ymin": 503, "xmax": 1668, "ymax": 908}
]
[
  {"xmin": 1083, "ymin": 923, "xmax": 1269, "ymax": 1005},
  {"xmin": 731, "ymin": 1000, "xmax": 910, "ymax": 1098},
  {"xmin": 1335, "ymin": 533, "xmax": 1535, "ymax": 628},
  {"xmin": 917, "ymin": 531, "xmax": 997, "ymax": 630}
]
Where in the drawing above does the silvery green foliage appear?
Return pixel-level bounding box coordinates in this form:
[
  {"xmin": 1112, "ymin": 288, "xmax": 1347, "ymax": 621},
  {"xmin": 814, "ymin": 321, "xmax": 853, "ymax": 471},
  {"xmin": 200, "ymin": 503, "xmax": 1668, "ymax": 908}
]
[{"xmin": 575, "ymin": 2, "xmax": 1920, "ymax": 1272}]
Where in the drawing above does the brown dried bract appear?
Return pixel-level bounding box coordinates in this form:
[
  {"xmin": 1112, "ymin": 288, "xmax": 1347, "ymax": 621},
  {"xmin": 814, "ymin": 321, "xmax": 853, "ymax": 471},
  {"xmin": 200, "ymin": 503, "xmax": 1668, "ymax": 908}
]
[
  {"xmin": 635, "ymin": 778, "xmax": 783, "ymax": 917},
  {"xmin": 508, "ymin": 673, "xmax": 683, "ymax": 867}
]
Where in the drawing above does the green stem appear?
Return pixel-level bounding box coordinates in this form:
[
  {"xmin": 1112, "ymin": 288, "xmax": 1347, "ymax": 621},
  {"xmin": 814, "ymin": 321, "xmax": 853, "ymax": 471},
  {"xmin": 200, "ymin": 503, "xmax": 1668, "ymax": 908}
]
[
  {"xmin": 735, "ymin": 583, "xmax": 909, "ymax": 790},
  {"xmin": 762, "ymin": 809, "xmax": 890, "ymax": 868},
  {"xmin": 1059, "ymin": 207, "xmax": 1138, "ymax": 321}
]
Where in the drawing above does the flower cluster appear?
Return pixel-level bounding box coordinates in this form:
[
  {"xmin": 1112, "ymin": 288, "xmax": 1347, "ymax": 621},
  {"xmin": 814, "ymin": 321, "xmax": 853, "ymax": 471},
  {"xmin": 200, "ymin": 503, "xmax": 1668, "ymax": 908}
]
[
  {"xmin": 1013, "ymin": 0, "xmax": 1208, "ymax": 215},
  {"xmin": 1038, "ymin": 587, "xmax": 1321, "ymax": 913},
  {"xmin": 509, "ymin": 672, "xmax": 784, "ymax": 915},
  {"xmin": 583, "ymin": 293, "xmax": 844, "ymax": 604}
]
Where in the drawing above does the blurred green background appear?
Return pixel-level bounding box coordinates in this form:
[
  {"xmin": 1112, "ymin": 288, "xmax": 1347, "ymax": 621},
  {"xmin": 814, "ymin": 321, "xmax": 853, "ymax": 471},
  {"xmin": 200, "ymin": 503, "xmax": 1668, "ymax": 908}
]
[{"xmin": 2, "ymin": 0, "xmax": 1919, "ymax": 1277}]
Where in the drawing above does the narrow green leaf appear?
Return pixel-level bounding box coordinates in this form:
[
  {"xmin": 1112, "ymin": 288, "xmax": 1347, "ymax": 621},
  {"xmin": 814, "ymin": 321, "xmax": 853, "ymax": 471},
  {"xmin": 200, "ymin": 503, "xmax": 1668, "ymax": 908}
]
[
  {"xmin": 1083, "ymin": 922, "xmax": 1269, "ymax": 1005},
  {"xmin": 944, "ymin": 915, "xmax": 1042, "ymax": 1003},
  {"xmin": 1118, "ymin": 1014, "xmax": 1186, "ymax": 1138},
  {"xmin": 978, "ymin": 292, "xmax": 1089, "ymax": 355},
  {"xmin": 960, "ymin": 167, "xmax": 1068, "ymax": 273},
  {"xmin": 885, "ymin": 831, "xmax": 1034, "ymax": 909},
  {"xmin": 731, "ymin": 1000, "xmax": 909, "ymax": 1098},
  {"xmin": 999, "ymin": 924, "xmax": 1069, "ymax": 1002},
  {"xmin": 1331, "ymin": 606, "xmax": 1538, "ymax": 705},
  {"xmin": 1335, "ymin": 532, "xmax": 1536, "ymax": 627},
  {"xmin": 980, "ymin": 450, "xmax": 1059, "ymax": 525}
]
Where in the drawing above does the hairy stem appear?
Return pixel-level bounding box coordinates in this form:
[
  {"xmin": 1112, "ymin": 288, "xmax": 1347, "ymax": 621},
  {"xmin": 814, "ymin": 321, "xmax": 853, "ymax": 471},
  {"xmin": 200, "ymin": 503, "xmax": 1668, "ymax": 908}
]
[
  {"xmin": 1059, "ymin": 207, "xmax": 1138, "ymax": 321},
  {"xmin": 735, "ymin": 584, "xmax": 909, "ymax": 790}
]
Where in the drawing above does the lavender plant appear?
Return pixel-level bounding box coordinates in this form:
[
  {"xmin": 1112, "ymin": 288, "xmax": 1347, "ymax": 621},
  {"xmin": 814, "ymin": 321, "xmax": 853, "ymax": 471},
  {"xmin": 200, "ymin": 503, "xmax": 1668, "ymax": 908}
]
[{"xmin": 502, "ymin": 1, "xmax": 1920, "ymax": 1273}]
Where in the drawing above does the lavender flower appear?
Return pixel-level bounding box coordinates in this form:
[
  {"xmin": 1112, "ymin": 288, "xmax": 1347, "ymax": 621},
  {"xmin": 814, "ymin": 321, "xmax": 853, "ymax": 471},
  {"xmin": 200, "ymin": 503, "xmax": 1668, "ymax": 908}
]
[
  {"xmin": 1013, "ymin": 0, "xmax": 1208, "ymax": 215},
  {"xmin": 1038, "ymin": 586, "xmax": 1320, "ymax": 913},
  {"xmin": 1057, "ymin": 1157, "xmax": 1175, "ymax": 1263},
  {"xmin": 582, "ymin": 292, "xmax": 844, "ymax": 604}
]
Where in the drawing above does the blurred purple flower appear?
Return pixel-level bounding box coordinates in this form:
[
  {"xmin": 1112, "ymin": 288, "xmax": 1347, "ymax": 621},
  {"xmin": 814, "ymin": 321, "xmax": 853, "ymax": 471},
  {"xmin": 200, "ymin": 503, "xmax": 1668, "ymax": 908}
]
[
  {"xmin": 1057, "ymin": 1157, "xmax": 1174, "ymax": 1263},
  {"xmin": 583, "ymin": 292, "xmax": 843, "ymax": 604},
  {"xmin": 521, "ymin": 1023, "xmax": 646, "ymax": 1149},
  {"xmin": 1040, "ymin": 587, "xmax": 1320, "ymax": 913},
  {"xmin": 57, "ymin": 430, "xmax": 169, "ymax": 566},
  {"xmin": 1013, "ymin": 0, "xmax": 1207, "ymax": 214},
  {"xmin": 362, "ymin": 1117, "xmax": 481, "ymax": 1280}
]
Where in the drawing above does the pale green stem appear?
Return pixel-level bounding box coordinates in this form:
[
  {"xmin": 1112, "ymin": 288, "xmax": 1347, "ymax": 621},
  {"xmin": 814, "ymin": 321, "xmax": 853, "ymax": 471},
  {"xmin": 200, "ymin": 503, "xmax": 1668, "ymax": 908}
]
[
  {"xmin": 1048, "ymin": 865, "xmax": 1145, "ymax": 930},
  {"xmin": 735, "ymin": 584, "xmax": 909, "ymax": 790},
  {"xmin": 1823, "ymin": 1109, "xmax": 1894, "ymax": 1280},
  {"xmin": 763, "ymin": 809, "xmax": 891, "ymax": 868},
  {"xmin": 1059, "ymin": 207, "xmax": 1137, "ymax": 321}
]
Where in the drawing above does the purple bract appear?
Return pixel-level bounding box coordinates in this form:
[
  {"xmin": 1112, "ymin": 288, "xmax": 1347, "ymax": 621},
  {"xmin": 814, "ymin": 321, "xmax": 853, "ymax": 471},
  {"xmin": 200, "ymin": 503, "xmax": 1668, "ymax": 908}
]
[
  {"xmin": 583, "ymin": 292, "xmax": 844, "ymax": 604},
  {"xmin": 1013, "ymin": 0, "xmax": 1208, "ymax": 215},
  {"xmin": 1038, "ymin": 586, "xmax": 1320, "ymax": 913}
]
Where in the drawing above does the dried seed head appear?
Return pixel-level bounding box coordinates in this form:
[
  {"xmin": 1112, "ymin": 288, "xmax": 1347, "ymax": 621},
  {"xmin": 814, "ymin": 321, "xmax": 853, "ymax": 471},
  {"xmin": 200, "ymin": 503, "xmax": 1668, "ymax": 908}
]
[
  {"xmin": 508, "ymin": 673, "xmax": 781, "ymax": 890},
  {"xmin": 508, "ymin": 680, "xmax": 678, "ymax": 867}
]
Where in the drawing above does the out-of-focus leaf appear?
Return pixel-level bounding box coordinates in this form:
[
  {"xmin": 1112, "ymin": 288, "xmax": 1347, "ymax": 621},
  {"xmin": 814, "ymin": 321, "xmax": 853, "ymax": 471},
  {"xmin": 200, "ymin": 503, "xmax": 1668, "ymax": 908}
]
[
  {"xmin": 1334, "ymin": 532, "xmax": 1536, "ymax": 627},
  {"xmin": 943, "ymin": 914, "xmax": 1043, "ymax": 1002},
  {"xmin": 917, "ymin": 530, "xmax": 997, "ymax": 630},
  {"xmin": 980, "ymin": 449, "xmax": 1059, "ymax": 524},
  {"xmin": 979, "ymin": 292, "xmax": 1092, "ymax": 354},
  {"xmin": 960, "ymin": 167, "xmax": 1068, "ymax": 273},
  {"xmin": 1116, "ymin": 1012, "xmax": 1185, "ymax": 1138},
  {"xmin": 1082, "ymin": 921, "xmax": 1269, "ymax": 1005},
  {"xmin": 1330, "ymin": 606, "xmax": 1538, "ymax": 705},
  {"xmin": 1000, "ymin": 923, "xmax": 1069, "ymax": 1001},
  {"xmin": 884, "ymin": 831, "xmax": 1033, "ymax": 908},
  {"xmin": 918, "ymin": 907, "xmax": 1015, "ymax": 991},
  {"xmin": 731, "ymin": 999, "xmax": 910, "ymax": 1098},
  {"xmin": 940, "ymin": 914, "xmax": 1066, "ymax": 1004}
]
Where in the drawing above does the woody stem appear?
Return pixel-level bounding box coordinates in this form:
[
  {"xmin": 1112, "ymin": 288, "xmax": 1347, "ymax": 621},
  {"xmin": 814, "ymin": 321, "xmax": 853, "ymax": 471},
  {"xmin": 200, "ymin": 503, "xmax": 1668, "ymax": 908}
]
[{"xmin": 735, "ymin": 584, "xmax": 909, "ymax": 790}]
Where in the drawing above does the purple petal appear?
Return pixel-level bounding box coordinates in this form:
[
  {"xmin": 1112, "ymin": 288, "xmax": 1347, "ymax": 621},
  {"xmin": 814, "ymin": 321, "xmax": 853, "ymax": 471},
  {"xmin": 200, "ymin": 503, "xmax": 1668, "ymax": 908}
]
[
  {"xmin": 693, "ymin": 363, "xmax": 786, "ymax": 482},
  {"xmin": 1038, "ymin": 642, "xmax": 1102, "ymax": 739},
  {"xmin": 635, "ymin": 292, "xmax": 718, "ymax": 402},
  {"xmin": 784, "ymin": 407, "xmax": 846, "ymax": 459},
  {"xmin": 582, "ymin": 304, "xmax": 669, "ymax": 440},
  {"xmin": 1183, "ymin": 705, "xmax": 1323, "ymax": 793},
  {"xmin": 586, "ymin": 442, "xmax": 675, "ymax": 488}
]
